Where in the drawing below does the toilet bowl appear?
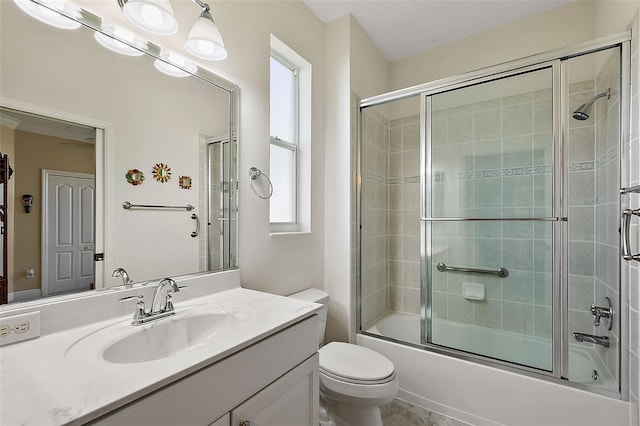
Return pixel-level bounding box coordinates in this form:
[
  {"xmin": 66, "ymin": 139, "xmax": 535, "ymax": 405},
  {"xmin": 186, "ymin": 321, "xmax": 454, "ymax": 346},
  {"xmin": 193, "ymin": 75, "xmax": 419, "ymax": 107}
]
[{"xmin": 289, "ymin": 289, "xmax": 398, "ymax": 426}]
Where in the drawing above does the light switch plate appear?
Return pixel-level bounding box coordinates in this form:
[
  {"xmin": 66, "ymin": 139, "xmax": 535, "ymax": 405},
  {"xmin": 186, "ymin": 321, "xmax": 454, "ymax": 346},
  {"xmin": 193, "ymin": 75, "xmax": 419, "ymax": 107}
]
[{"xmin": 0, "ymin": 311, "xmax": 41, "ymax": 346}]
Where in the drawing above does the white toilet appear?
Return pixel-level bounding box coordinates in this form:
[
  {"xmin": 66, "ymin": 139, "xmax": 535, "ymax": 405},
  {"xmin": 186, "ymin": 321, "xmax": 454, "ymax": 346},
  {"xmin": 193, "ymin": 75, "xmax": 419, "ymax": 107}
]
[{"xmin": 289, "ymin": 288, "xmax": 399, "ymax": 426}]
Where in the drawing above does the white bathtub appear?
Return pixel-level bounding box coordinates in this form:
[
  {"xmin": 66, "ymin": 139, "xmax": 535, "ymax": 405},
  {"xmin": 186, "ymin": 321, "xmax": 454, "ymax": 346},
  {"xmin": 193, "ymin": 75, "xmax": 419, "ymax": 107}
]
[
  {"xmin": 363, "ymin": 311, "xmax": 625, "ymax": 425},
  {"xmin": 367, "ymin": 311, "xmax": 616, "ymax": 389}
]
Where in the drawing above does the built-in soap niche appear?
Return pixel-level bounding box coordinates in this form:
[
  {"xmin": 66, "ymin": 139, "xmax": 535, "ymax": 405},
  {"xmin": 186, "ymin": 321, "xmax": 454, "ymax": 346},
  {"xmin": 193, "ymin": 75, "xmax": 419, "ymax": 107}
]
[{"xmin": 462, "ymin": 283, "xmax": 485, "ymax": 301}]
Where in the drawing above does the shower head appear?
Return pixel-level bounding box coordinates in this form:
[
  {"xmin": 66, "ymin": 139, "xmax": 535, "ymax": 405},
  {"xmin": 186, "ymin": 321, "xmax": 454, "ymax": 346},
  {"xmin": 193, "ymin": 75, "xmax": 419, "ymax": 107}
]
[{"xmin": 572, "ymin": 88, "xmax": 611, "ymax": 121}]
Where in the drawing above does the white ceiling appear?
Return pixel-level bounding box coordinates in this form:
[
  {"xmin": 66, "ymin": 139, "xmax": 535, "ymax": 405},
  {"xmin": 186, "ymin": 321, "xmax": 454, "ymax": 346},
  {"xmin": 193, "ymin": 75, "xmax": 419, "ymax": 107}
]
[
  {"xmin": 303, "ymin": 0, "xmax": 574, "ymax": 62},
  {"xmin": 0, "ymin": 109, "xmax": 95, "ymax": 143}
]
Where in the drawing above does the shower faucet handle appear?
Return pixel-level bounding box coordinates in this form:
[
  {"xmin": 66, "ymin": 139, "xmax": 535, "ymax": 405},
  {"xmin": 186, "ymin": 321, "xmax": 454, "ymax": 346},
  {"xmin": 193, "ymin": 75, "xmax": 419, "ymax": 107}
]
[{"xmin": 590, "ymin": 297, "xmax": 613, "ymax": 330}]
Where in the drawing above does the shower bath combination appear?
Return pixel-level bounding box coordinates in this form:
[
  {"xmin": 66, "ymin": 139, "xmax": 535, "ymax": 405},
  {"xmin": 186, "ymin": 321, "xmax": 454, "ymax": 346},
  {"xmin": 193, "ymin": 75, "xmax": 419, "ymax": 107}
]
[
  {"xmin": 357, "ymin": 36, "xmax": 632, "ymax": 404},
  {"xmin": 572, "ymin": 88, "xmax": 611, "ymax": 120}
]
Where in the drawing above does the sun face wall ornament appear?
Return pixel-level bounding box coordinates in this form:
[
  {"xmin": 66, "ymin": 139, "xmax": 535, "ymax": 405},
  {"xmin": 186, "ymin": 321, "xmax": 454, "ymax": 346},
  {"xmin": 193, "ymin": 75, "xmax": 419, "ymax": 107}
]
[
  {"xmin": 126, "ymin": 169, "xmax": 144, "ymax": 185},
  {"xmin": 152, "ymin": 163, "xmax": 172, "ymax": 183}
]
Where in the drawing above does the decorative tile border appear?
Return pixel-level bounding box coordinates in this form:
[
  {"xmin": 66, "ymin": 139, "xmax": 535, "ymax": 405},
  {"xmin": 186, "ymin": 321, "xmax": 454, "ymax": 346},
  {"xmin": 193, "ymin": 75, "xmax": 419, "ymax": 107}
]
[
  {"xmin": 596, "ymin": 146, "xmax": 619, "ymax": 169},
  {"xmin": 362, "ymin": 157, "xmax": 613, "ymax": 185},
  {"xmin": 568, "ymin": 161, "xmax": 595, "ymax": 172}
]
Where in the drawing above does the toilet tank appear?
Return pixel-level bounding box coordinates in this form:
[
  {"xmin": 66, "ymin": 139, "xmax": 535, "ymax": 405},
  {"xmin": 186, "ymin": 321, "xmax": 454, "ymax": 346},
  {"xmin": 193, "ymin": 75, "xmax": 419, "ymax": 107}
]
[{"xmin": 288, "ymin": 288, "xmax": 329, "ymax": 346}]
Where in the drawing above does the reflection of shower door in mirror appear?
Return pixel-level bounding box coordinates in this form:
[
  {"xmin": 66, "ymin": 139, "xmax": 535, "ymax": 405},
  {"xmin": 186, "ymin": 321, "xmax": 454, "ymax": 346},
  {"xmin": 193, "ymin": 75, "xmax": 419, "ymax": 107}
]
[
  {"xmin": 207, "ymin": 139, "xmax": 233, "ymax": 271},
  {"xmin": 44, "ymin": 171, "xmax": 95, "ymax": 296},
  {"xmin": 425, "ymin": 65, "xmax": 556, "ymax": 371}
]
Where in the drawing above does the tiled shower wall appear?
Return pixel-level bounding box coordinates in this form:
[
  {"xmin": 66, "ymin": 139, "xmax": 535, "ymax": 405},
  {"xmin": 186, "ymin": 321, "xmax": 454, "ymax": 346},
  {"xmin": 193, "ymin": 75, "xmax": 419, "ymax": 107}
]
[
  {"xmin": 360, "ymin": 64, "xmax": 631, "ymax": 371},
  {"xmin": 594, "ymin": 52, "xmax": 621, "ymax": 381},
  {"xmin": 567, "ymin": 73, "xmax": 620, "ymax": 383},
  {"xmin": 388, "ymin": 116, "xmax": 421, "ymax": 316},
  {"xmin": 361, "ymin": 107, "xmax": 422, "ymax": 327},
  {"xmin": 360, "ymin": 107, "xmax": 389, "ymax": 327},
  {"xmin": 429, "ymin": 90, "xmax": 554, "ymax": 339}
]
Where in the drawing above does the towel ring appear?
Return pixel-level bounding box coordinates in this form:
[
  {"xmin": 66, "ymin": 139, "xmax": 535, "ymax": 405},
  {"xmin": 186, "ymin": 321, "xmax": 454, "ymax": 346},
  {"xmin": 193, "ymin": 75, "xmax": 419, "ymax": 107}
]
[{"xmin": 249, "ymin": 167, "xmax": 273, "ymax": 199}]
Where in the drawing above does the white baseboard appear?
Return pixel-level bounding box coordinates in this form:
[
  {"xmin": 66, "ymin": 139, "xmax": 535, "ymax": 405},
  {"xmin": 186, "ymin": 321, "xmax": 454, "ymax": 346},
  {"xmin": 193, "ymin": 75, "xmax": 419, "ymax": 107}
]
[{"xmin": 8, "ymin": 289, "xmax": 42, "ymax": 303}]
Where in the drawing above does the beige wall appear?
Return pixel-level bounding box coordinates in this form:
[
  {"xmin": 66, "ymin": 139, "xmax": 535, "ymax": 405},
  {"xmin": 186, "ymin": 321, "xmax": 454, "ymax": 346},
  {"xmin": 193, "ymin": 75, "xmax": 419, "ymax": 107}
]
[
  {"xmin": 73, "ymin": 0, "xmax": 328, "ymax": 298},
  {"xmin": 390, "ymin": 1, "xmax": 597, "ymax": 91},
  {"xmin": 323, "ymin": 15, "xmax": 393, "ymax": 342},
  {"xmin": 12, "ymin": 131, "xmax": 94, "ymax": 293},
  {"xmin": 324, "ymin": 15, "xmax": 352, "ymax": 343}
]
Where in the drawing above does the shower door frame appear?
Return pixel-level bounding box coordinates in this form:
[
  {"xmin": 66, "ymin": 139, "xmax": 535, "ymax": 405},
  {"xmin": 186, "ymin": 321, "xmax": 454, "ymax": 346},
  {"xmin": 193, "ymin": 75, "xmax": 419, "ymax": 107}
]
[
  {"xmin": 357, "ymin": 32, "xmax": 631, "ymax": 400},
  {"xmin": 421, "ymin": 61, "xmax": 563, "ymax": 377}
]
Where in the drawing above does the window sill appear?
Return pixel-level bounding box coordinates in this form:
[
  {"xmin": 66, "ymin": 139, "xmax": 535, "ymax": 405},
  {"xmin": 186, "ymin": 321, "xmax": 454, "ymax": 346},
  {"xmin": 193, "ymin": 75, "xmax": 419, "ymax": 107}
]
[{"xmin": 269, "ymin": 231, "xmax": 312, "ymax": 237}]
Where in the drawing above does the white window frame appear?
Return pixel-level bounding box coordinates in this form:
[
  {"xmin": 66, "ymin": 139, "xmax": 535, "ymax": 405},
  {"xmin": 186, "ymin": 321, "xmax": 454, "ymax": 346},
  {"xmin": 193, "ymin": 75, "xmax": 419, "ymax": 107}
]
[
  {"xmin": 269, "ymin": 35, "xmax": 311, "ymax": 234},
  {"xmin": 270, "ymin": 54, "xmax": 298, "ymax": 229}
]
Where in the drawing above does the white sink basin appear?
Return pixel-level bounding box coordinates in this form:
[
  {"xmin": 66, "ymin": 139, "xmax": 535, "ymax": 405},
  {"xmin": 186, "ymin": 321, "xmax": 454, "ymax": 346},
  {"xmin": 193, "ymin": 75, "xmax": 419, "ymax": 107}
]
[{"xmin": 102, "ymin": 312, "xmax": 237, "ymax": 364}]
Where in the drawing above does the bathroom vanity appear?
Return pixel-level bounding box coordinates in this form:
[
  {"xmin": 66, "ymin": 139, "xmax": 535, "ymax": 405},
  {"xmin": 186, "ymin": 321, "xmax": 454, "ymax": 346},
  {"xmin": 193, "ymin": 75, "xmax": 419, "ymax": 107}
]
[{"xmin": 0, "ymin": 270, "xmax": 320, "ymax": 425}]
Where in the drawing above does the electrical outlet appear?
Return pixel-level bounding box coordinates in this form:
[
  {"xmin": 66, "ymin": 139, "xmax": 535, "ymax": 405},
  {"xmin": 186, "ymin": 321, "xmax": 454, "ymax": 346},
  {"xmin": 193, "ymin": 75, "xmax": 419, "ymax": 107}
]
[{"xmin": 0, "ymin": 311, "xmax": 41, "ymax": 346}]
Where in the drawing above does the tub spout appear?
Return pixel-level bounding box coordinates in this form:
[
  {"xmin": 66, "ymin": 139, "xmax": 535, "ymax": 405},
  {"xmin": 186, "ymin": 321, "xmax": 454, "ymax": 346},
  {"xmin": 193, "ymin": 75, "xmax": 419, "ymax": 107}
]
[{"xmin": 573, "ymin": 332, "xmax": 610, "ymax": 348}]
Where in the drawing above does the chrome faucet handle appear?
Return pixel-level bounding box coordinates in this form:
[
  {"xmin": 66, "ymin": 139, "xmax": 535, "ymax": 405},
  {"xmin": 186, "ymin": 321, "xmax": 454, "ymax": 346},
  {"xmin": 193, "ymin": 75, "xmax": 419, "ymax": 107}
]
[
  {"xmin": 163, "ymin": 284, "xmax": 186, "ymax": 313},
  {"xmin": 590, "ymin": 297, "xmax": 613, "ymax": 330},
  {"xmin": 119, "ymin": 295, "xmax": 147, "ymax": 324},
  {"xmin": 165, "ymin": 293, "xmax": 176, "ymax": 312},
  {"xmin": 151, "ymin": 278, "xmax": 180, "ymax": 313}
]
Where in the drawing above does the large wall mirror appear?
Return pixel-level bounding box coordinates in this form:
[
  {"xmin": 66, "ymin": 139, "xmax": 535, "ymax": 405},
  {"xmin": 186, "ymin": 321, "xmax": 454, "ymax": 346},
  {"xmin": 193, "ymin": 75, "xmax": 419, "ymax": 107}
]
[{"xmin": 0, "ymin": 0, "xmax": 238, "ymax": 306}]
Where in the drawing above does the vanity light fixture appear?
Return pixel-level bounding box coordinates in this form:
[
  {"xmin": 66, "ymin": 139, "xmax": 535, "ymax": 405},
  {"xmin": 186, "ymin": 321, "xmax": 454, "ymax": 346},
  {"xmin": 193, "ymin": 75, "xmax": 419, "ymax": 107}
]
[
  {"xmin": 94, "ymin": 23, "xmax": 147, "ymax": 57},
  {"xmin": 154, "ymin": 51, "xmax": 198, "ymax": 77},
  {"xmin": 12, "ymin": 0, "xmax": 81, "ymax": 30},
  {"xmin": 184, "ymin": 0, "xmax": 227, "ymax": 61},
  {"xmin": 117, "ymin": 0, "xmax": 178, "ymax": 36}
]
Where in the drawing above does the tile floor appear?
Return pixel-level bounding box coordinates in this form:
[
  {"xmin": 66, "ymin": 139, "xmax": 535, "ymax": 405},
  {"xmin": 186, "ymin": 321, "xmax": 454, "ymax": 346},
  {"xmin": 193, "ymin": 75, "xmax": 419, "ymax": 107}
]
[{"xmin": 381, "ymin": 399, "xmax": 471, "ymax": 426}]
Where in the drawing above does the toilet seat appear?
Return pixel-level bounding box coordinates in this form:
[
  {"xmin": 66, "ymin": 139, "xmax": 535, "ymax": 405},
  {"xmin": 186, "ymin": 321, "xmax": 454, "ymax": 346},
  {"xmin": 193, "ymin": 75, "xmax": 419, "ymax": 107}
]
[{"xmin": 319, "ymin": 342, "xmax": 396, "ymax": 384}]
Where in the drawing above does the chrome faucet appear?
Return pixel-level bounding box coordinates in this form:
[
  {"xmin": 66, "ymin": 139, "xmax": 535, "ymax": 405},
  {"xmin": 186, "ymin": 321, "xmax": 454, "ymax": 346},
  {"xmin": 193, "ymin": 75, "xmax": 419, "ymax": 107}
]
[
  {"xmin": 119, "ymin": 278, "xmax": 183, "ymax": 325},
  {"xmin": 112, "ymin": 267, "xmax": 133, "ymax": 288},
  {"xmin": 590, "ymin": 297, "xmax": 613, "ymax": 330},
  {"xmin": 573, "ymin": 332, "xmax": 610, "ymax": 348},
  {"xmin": 150, "ymin": 278, "xmax": 180, "ymax": 314}
]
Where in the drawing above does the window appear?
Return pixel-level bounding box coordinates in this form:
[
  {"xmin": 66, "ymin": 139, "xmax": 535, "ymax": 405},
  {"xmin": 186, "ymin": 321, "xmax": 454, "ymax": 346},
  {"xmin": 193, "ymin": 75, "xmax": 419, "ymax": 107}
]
[
  {"xmin": 270, "ymin": 55, "xmax": 297, "ymax": 224},
  {"xmin": 269, "ymin": 36, "xmax": 311, "ymax": 233}
]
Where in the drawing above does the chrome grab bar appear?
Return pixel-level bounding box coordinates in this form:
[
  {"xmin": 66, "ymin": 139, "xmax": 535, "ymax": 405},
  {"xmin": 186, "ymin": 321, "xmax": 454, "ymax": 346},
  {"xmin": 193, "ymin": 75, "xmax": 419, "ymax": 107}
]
[
  {"xmin": 122, "ymin": 201, "xmax": 195, "ymax": 211},
  {"xmin": 436, "ymin": 262, "xmax": 509, "ymax": 278},
  {"xmin": 622, "ymin": 208, "xmax": 640, "ymax": 262}
]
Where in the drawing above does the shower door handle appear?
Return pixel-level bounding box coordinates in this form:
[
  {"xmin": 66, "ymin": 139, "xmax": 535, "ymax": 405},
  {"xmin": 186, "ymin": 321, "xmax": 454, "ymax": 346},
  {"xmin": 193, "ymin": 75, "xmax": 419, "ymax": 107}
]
[{"xmin": 622, "ymin": 209, "xmax": 640, "ymax": 262}]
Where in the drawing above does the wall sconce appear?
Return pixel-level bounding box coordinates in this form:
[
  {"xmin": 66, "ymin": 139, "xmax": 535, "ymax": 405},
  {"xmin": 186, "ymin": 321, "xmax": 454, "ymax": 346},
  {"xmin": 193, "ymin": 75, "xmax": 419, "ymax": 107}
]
[
  {"xmin": 117, "ymin": 0, "xmax": 227, "ymax": 61},
  {"xmin": 116, "ymin": 0, "xmax": 178, "ymax": 35},
  {"xmin": 184, "ymin": 0, "xmax": 227, "ymax": 61},
  {"xmin": 12, "ymin": 0, "xmax": 81, "ymax": 30},
  {"xmin": 22, "ymin": 194, "xmax": 33, "ymax": 213}
]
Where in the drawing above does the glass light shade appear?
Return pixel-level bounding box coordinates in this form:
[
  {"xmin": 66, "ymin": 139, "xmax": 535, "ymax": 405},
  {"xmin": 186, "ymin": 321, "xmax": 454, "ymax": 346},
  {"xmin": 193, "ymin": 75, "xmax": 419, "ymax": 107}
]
[
  {"xmin": 184, "ymin": 14, "xmax": 227, "ymax": 61},
  {"xmin": 94, "ymin": 25, "xmax": 146, "ymax": 57},
  {"xmin": 13, "ymin": 0, "xmax": 81, "ymax": 30},
  {"xmin": 121, "ymin": 0, "xmax": 177, "ymax": 35},
  {"xmin": 154, "ymin": 52, "xmax": 197, "ymax": 78}
]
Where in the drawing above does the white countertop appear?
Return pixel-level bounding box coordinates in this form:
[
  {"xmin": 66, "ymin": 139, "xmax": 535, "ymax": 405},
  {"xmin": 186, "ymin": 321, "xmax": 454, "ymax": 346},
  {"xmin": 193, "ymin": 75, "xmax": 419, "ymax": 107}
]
[{"xmin": 0, "ymin": 285, "xmax": 320, "ymax": 425}]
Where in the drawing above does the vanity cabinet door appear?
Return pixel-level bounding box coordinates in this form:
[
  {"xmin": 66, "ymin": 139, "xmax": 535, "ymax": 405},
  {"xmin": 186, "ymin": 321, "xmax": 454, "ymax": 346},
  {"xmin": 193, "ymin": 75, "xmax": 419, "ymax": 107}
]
[
  {"xmin": 230, "ymin": 353, "xmax": 319, "ymax": 426},
  {"xmin": 209, "ymin": 413, "xmax": 230, "ymax": 426}
]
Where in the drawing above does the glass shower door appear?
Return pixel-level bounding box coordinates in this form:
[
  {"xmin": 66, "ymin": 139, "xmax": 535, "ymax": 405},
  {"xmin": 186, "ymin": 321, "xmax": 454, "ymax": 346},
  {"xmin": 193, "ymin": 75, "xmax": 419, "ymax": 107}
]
[{"xmin": 425, "ymin": 66, "xmax": 556, "ymax": 371}]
